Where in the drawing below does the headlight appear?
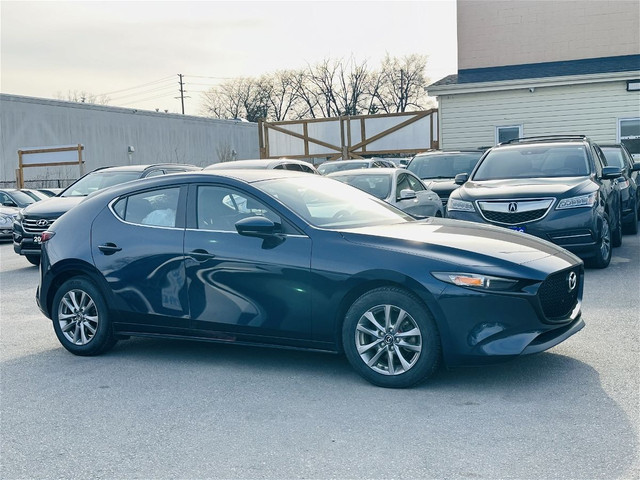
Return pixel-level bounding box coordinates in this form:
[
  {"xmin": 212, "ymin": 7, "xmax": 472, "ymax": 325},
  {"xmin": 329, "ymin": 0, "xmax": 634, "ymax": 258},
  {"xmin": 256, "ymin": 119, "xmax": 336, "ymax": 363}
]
[
  {"xmin": 0, "ymin": 215, "xmax": 11, "ymax": 226},
  {"xmin": 447, "ymin": 198, "xmax": 475, "ymax": 212},
  {"xmin": 556, "ymin": 192, "xmax": 598, "ymax": 209},
  {"xmin": 432, "ymin": 272, "xmax": 519, "ymax": 291}
]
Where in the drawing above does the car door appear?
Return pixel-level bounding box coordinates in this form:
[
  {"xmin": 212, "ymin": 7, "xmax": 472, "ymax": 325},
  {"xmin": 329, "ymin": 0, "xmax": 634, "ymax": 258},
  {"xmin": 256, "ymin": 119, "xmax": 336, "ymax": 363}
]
[
  {"xmin": 183, "ymin": 183, "xmax": 313, "ymax": 342},
  {"xmin": 91, "ymin": 185, "xmax": 189, "ymax": 330}
]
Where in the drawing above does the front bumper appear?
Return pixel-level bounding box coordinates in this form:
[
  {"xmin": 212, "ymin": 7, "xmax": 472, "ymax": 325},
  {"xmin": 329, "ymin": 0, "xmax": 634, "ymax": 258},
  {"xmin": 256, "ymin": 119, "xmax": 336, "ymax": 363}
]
[
  {"xmin": 448, "ymin": 206, "xmax": 601, "ymax": 258},
  {"xmin": 13, "ymin": 222, "xmax": 43, "ymax": 256}
]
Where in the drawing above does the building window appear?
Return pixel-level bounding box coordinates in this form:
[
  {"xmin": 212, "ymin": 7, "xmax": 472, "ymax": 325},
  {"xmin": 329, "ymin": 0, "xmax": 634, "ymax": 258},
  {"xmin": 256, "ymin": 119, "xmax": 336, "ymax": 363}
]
[
  {"xmin": 618, "ymin": 118, "xmax": 640, "ymax": 158},
  {"xmin": 496, "ymin": 125, "xmax": 522, "ymax": 144}
]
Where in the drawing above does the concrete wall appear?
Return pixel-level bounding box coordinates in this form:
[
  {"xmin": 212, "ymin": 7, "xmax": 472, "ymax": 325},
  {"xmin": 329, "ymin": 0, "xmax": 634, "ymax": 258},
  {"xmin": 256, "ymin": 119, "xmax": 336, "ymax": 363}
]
[
  {"xmin": 437, "ymin": 79, "xmax": 639, "ymax": 149},
  {"xmin": 0, "ymin": 94, "xmax": 259, "ymax": 186},
  {"xmin": 457, "ymin": 0, "xmax": 640, "ymax": 70}
]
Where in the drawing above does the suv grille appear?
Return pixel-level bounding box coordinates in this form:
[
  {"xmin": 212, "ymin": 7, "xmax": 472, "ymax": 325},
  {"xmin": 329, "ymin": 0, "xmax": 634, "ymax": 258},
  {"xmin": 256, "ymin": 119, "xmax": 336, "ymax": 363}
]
[
  {"xmin": 482, "ymin": 208, "xmax": 548, "ymax": 224},
  {"xmin": 538, "ymin": 268, "xmax": 580, "ymax": 320},
  {"xmin": 23, "ymin": 218, "xmax": 56, "ymax": 234},
  {"xmin": 478, "ymin": 199, "xmax": 553, "ymax": 225}
]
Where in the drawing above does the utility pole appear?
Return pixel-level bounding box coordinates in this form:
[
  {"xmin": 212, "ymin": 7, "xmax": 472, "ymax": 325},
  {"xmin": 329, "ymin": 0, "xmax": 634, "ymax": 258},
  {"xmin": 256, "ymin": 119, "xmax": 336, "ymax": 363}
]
[{"xmin": 177, "ymin": 74, "xmax": 189, "ymax": 114}]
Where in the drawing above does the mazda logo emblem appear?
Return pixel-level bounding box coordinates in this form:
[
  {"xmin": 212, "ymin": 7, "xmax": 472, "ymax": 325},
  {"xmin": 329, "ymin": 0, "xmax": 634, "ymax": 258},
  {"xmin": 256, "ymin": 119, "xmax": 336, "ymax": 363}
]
[
  {"xmin": 567, "ymin": 271, "xmax": 577, "ymax": 292},
  {"xmin": 508, "ymin": 202, "xmax": 518, "ymax": 213},
  {"xmin": 36, "ymin": 219, "xmax": 48, "ymax": 227}
]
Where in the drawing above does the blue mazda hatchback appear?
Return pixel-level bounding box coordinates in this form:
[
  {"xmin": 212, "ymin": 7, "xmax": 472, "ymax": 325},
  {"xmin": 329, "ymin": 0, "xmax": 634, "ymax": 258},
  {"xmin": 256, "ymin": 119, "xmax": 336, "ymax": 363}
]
[{"xmin": 37, "ymin": 170, "xmax": 584, "ymax": 388}]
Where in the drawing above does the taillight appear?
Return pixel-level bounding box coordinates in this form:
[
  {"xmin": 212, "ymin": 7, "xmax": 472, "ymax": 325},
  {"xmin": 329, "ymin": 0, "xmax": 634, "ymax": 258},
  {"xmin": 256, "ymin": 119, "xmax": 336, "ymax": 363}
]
[{"xmin": 41, "ymin": 231, "xmax": 56, "ymax": 242}]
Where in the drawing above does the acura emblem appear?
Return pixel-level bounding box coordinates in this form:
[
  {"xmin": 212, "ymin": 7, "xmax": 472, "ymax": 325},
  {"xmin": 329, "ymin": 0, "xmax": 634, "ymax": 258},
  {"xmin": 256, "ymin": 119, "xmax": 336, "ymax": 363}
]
[
  {"xmin": 508, "ymin": 202, "xmax": 518, "ymax": 213},
  {"xmin": 567, "ymin": 271, "xmax": 577, "ymax": 292},
  {"xmin": 36, "ymin": 219, "xmax": 48, "ymax": 227}
]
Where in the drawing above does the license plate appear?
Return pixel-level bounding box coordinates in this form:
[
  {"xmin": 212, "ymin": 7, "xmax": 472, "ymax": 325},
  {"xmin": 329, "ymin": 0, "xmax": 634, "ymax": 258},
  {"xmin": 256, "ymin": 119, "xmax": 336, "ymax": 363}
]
[
  {"xmin": 509, "ymin": 226, "xmax": 526, "ymax": 233},
  {"xmin": 33, "ymin": 235, "xmax": 42, "ymax": 244}
]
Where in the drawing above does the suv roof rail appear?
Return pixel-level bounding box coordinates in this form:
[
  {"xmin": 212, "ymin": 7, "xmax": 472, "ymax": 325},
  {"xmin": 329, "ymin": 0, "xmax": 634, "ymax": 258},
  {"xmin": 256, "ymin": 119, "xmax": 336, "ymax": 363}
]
[{"xmin": 499, "ymin": 135, "xmax": 588, "ymax": 146}]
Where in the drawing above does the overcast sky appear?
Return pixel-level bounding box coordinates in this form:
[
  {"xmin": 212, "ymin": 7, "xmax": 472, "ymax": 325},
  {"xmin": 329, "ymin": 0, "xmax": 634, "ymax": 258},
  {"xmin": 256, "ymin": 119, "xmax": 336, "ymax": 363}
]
[{"xmin": 1, "ymin": 1, "xmax": 458, "ymax": 115}]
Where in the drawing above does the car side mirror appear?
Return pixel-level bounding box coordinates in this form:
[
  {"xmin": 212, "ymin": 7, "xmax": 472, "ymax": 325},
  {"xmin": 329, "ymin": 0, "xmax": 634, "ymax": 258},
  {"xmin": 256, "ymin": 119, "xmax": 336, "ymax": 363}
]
[
  {"xmin": 631, "ymin": 162, "xmax": 640, "ymax": 172},
  {"xmin": 601, "ymin": 166, "xmax": 623, "ymax": 180},
  {"xmin": 235, "ymin": 216, "xmax": 277, "ymax": 238},
  {"xmin": 454, "ymin": 173, "xmax": 469, "ymax": 185},
  {"xmin": 399, "ymin": 189, "xmax": 417, "ymax": 200}
]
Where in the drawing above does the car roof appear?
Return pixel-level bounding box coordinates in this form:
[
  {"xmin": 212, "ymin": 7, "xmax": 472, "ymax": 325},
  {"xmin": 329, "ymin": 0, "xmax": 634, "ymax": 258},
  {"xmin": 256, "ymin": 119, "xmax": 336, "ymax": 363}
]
[
  {"xmin": 327, "ymin": 168, "xmax": 401, "ymax": 177},
  {"xmin": 91, "ymin": 164, "xmax": 199, "ymax": 173},
  {"xmin": 204, "ymin": 159, "xmax": 314, "ymax": 170}
]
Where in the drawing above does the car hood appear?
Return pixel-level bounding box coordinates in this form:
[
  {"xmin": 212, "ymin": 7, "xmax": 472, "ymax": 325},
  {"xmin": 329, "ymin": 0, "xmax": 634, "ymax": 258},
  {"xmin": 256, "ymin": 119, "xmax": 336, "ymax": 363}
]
[
  {"xmin": 21, "ymin": 196, "xmax": 85, "ymax": 218},
  {"xmin": 341, "ymin": 218, "xmax": 579, "ymax": 269},
  {"xmin": 423, "ymin": 179, "xmax": 458, "ymax": 197},
  {"xmin": 458, "ymin": 177, "xmax": 593, "ymax": 200}
]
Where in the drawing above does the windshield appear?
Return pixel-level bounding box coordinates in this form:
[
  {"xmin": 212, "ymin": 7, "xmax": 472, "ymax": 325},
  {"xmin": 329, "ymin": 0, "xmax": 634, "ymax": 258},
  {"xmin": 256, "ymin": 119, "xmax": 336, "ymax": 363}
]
[
  {"xmin": 258, "ymin": 176, "xmax": 412, "ymax": 228},
  {"xmin": 407, "ymin": 153, "xmax": 482, "ymax": 179},
  {"xmin": 600, "ymin": 147, "xmax": 626, "ymax": 169},
  {"xmin": 318, "ymin": 162, "xmax": 368, "ymax": 175},
  {"xmin": 61, "ymin": 171, "xmax": 142, "ymax": 197},
  {"xmin": 473, "ymin": 145, "xmax": 590, "ymax": 180},
  {"xmin": 4, "ymin": 190, "xmax": 36, "ymax": 207},
  {"xmin": 330, "ymin": 174, "xmax": 391, "ymax": 199}
]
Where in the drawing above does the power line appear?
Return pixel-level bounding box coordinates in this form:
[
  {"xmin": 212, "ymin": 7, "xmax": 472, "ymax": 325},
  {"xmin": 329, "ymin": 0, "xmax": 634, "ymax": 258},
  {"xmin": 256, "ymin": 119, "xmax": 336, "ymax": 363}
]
[
  {"xmin": 109, "ymin": 84, "xmax": 176, "ymax": 102},
  {"xmin": 98, "ymin": 75, "xmax": 176, "ymax": 96}
]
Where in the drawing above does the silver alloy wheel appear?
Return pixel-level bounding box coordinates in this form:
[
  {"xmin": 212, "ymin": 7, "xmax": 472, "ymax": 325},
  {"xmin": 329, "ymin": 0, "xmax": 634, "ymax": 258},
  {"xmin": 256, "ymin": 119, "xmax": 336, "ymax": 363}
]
[
  {"xmin": 355, "ymin": 304, "xmax": 422, "ymax": 375},
  {"xmin": 600, "ymin": 218, "xmax": 611, "ymax": 260},
  {"xmin": 57, "ymin": 289, "xmax": 99, "ymax": 345}
]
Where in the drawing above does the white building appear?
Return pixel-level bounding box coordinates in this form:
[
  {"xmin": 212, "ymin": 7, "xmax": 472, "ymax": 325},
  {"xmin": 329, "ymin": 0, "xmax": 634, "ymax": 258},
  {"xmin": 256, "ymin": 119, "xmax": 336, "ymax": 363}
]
[{"xmin": 428, "ymin": 0, "xmax": 640, "ymax": 156}]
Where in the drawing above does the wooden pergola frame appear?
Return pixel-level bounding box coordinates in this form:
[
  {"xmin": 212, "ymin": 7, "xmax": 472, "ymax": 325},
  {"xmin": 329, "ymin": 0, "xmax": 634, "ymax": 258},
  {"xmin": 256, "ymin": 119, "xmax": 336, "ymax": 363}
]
[{"xmin": 16, "ymin": 144, "xmax": 84, "ymax": 188}]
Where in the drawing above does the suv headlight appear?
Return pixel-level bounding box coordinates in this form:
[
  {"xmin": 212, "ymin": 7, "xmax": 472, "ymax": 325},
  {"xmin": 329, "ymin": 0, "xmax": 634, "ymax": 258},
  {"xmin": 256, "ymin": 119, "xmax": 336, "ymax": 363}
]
[
  {"xmin": 447, "ymin": 198, "xmax": 475, "ymax": 212},
  {"xmin": 556, "ymin": 192, "xmax": 598, "ymax": 209},
  {"xmin": 0, "ymin": 214, "xmax": 11, "ymax": 226}
]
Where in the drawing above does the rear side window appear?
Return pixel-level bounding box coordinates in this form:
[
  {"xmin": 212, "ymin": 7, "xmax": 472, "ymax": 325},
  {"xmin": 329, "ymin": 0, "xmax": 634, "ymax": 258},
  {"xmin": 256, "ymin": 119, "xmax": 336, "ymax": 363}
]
[{"xmin": 113, "ymin": 187, "xmax": 180, "ymax": 227}]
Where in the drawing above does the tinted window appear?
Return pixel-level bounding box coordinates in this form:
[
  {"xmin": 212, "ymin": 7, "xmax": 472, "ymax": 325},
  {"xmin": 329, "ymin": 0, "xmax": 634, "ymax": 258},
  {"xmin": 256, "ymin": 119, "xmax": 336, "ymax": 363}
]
[
  {"xmin": 600, "ymin": 147, "xmax": 627, "ymax": 169},
  {"xmin": 62, "ymin": 171, "xmax": 141, "ymax": 197},
  {"xmin": 405, "ymin": 174, "xmax": 425, "ymax": 192},
  {"xmin": 197, "ymin": 186, "xmax": 280, "ymax": 232},
  {"xmin": 0, "ymin": 190, "xmax": 35, "ymax": 207},
  {"xmin": 473, "ymin": 145, "xmax": 589, "ymax": 180},
  {"xmin": 317, "ymin": 162, "xmax": 368, "ymax": 174},
  {"xmin": 408, "ymin": 153, "xmax": 482, "ymax": 179},
  {"xmin": 396, "ymin": 174, "xmax": 413, "ymax": 199},
  {"xmin": 113, "ymin": 187, "xmax": 180, "ymax": 227},
  {"xmin": 331, "ymin": 174, "xmax": 391, "ymax": 199}
]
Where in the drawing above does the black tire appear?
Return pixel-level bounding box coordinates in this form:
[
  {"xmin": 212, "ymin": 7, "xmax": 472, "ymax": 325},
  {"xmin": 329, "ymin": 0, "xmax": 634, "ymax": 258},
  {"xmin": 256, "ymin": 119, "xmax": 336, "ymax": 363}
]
[
  {"xmin": 52, "ymin": 277, "xmax": 117, "ymax": 356},
  {"xmin": 25, "ymin": 254, "xmax": 40, "ymax": 266},
  {"xmin": 342, "ymin": 286, "xmax": 441, "ymax": 388},
  {"xmin": 623, "ymin": 201, "xmax": 638, "ymax": 235},
  {"xmin": 587, "ymin": 213, "xmax": 612, "ymax": 269},
  {"xmin": 611, "ymin": 208, "xmax": 623, "ymax": 247}
]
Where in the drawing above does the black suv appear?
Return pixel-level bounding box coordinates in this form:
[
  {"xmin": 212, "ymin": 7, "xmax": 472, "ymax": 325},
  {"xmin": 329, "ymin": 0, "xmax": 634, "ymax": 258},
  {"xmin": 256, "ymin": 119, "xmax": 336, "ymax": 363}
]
[
  {"xmin": 13, "ymin": 164, "xmax": 199, "ymax": 265},
  {"xmin": 406, "ymin": 150, "xmax": 485, "ymax": 210},
  {"xmin": 447, "ymin": 136, "xmax": 623, "ymax": 268}
]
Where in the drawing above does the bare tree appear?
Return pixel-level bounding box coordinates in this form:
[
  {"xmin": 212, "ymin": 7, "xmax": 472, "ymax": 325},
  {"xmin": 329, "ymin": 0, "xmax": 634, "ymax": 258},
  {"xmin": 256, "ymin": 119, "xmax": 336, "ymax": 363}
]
[
  {"xmin": 369, "ymin": 54, "xmax": 432, "ymax": 113},
  {"xmin": 56, "ymin": 90, "xmax": 110, "ymax": 105}
]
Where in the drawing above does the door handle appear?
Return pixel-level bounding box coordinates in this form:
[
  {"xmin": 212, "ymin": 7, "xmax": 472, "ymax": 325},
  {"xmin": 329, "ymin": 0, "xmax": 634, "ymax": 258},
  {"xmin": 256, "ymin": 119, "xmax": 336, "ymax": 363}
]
[
  {"xmin": 190, "ymin": 249, "xmax": 216, "ymax": 261},
  {"xmin": 98, "ymin": 243, "xmax": 122, "ymax": 255}
]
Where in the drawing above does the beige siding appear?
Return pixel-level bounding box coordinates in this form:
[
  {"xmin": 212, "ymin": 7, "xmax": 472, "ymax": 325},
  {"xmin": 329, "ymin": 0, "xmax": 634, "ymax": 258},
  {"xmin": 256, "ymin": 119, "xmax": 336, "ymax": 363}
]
[
  {"xmin": 438, "ymin": 81, "xmax": 640, "ymax": 149},
  {"xmin": 458, "ymin": 0, "xmax": 640, "ymax": 69}
]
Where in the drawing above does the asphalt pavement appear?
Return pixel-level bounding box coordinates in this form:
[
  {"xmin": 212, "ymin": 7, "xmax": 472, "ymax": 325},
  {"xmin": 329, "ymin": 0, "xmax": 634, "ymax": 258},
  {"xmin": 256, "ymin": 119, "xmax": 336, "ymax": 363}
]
[{"xmin": 0, "ymin": 236, "xmax": 638, "ymax": 480}]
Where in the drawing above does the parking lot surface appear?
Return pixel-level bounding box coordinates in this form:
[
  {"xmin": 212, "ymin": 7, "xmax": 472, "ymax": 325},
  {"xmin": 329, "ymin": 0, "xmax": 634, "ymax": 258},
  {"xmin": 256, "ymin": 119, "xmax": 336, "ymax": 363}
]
[{"xmin": 1, "ymin": 238, "xmax": 638, "ymax": 479}]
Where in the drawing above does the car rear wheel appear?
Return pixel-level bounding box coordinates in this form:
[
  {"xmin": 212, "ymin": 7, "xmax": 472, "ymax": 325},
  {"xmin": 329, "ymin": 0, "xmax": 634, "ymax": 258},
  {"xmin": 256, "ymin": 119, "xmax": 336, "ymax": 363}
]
[
  {"xmin": 52, "ymin": 277, "xmax": 117, "ymax": 356},
  {"xmin": 25, "ymin": 254, "xmax": 40, "ymax": 266},
  {"xmin": 588, "ymin": 213, "xmax": 612, "ymax": 269},
  {"xmin": 611, "ymin": 208, "xmax": 623, "ymax": 247},
  {"xmin": 342, "ymin": 287, "xmax": 441, "ymax": 388}
]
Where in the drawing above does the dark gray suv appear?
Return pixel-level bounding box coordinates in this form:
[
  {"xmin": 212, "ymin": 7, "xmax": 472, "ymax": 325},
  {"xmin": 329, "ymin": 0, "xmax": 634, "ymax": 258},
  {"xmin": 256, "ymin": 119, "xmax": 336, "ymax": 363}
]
[
  {"xmin": 447, "ymin": 136, "xmax": 623, "ymax": 268},
  {"xmin": 13, "ymin": 164, "xmax": 199, "ymax": 265}
]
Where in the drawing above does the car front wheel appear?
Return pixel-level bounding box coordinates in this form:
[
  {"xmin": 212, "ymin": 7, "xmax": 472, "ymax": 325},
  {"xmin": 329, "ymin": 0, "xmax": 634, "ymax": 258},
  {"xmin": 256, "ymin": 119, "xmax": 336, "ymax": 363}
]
[
  {"xmin": 52, "ymin": 277, "xmax": 117, "ymax": 356},
  {"xmin": 588, "ymin": 213, "xmax": 612, "ymax": 269},
  {"xmin": 342, "ymin": 287, "xmax": 441, "ymax": 388}
]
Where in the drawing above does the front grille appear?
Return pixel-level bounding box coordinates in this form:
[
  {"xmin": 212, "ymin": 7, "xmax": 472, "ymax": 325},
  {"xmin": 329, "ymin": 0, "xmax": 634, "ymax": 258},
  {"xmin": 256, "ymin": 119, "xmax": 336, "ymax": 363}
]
[
  {"xmin": 23, "ymin": 218, "xmax": 56, "ymax": 234},
  {"xmin": 538, "ymin": 268, "xmax": 580, "ymax": 320},
  {"xmin": 481, "ymin": 208, "xmax": 548, "ymax": 224}
]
